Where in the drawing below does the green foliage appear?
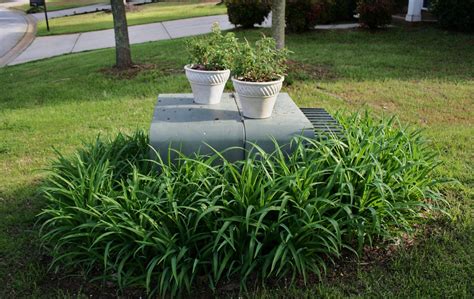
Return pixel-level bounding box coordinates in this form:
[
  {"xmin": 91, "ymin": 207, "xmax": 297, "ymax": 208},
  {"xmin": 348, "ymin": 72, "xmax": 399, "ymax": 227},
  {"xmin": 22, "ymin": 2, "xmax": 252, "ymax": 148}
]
[
  {"xmin": 357, "ymin": 0, "xmax": 393, "ymax": 29},
  {"xmin": 186, "ymin": 23, "xmax": 239, "ymax": 71},
  {"xmin": 336, "ymin": 112, "xmax": 447, "ymax": 248},
  {"xmin": 225, "ymin": 0, "xmax": 271, "ymax": 28},
  {"xmin": 431, "ymin": 0, "xmax": 474, "ymax": 33},
  {"xmin": 39, "ymin": 113, "xmax": 446, "ymax": 297},
  {"xmin": 285, "ymin": 0, "xmax": 358, "ymax": 33},
  {"xmin": 392, "ymin": 0, "xmax": 408, "ymax": 13},
  {"xmin": 285, "ymin": 0, "xmax": 361, "ymax": 32},
  {"xmin": 233, "ymin": 37, "xmax": 290, "ymax": 82},
  {"xmin": 286, "ymin": 0, "xmax": 335, "ymax": 32},
  {"xmin": 328, "ymin": 0, "xmax": 358, "ymax": 22}
]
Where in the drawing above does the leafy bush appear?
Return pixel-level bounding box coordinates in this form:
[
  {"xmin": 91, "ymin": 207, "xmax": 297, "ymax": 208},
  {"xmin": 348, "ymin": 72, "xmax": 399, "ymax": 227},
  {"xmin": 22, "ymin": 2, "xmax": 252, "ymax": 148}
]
[
  {"xmin": 233, "ymin": 37, "xmax": 290, "ymax": 82},
  {"xmin": 186, "ymin": 23, "xmax": 239, "ymax": 71},
  {"xmin": 328, "ymin": 0, "xmax": 358, "ymax": 22},
  {"xmin": 286, "ymin": 0, "xmax": 358, "ymax": 32},
  {"xmin": 286, "ymin": 0, "xmax": 335, "ymax": 32},
  {"xmin": 357, "ymin": 0, "xmax": 393, "ymax": 29},
  {"xmin": 225, "ymin": 0, "xmax": 271, "ymax": 28},
  {"xmin": 431, "ymin": 0, "xmax": 474, "ymax": 33},
  {"xmin": 392, "ymin": 0, "xmax": 408, "ymax": 13},
  {"xmin": 39, "ymin": 113, "xmax": 445, "ymax": 297}
]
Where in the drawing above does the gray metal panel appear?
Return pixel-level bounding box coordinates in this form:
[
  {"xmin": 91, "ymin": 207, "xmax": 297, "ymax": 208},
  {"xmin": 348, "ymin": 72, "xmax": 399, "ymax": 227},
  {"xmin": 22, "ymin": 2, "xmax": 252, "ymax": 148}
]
[
  {"xmin": 149, "ymin": 93, "xmax": 245, "ymax": 162},
  {"xmin": 236, "ymin": 93, "xmax": 315, "ymax": 157},
  {"xmin": 300, "ymin": 108, "xmax": 344, "ymax": 137}
]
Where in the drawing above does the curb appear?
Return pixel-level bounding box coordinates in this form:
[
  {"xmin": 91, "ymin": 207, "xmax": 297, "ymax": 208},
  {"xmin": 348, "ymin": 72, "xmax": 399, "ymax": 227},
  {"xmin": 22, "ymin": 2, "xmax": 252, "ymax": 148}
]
[{"xmin": 0, "ymin": 10, "xmax": 37, "ymax": 67}]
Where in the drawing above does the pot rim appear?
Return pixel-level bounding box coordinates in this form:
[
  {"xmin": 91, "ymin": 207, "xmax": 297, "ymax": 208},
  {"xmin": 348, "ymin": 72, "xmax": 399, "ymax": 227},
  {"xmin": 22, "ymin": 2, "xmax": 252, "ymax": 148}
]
[
  {"xmin": 231, "ymin": 76, "xmax": 285, "ymax": 85},
  {"xmin": 184, "ymin": 64, "xmax": 230, "ymax": 74}
]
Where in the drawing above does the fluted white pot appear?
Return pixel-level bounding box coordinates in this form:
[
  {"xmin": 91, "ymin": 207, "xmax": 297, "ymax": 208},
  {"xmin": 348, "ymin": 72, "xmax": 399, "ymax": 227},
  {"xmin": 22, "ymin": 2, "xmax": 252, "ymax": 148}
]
[
  {"xmin": 184, "ymin": 65, "xmax": 230, "ymax": 105},
  {"xmin": 232, "ymin": 76, "xmax": 284, "ymax": 119}
]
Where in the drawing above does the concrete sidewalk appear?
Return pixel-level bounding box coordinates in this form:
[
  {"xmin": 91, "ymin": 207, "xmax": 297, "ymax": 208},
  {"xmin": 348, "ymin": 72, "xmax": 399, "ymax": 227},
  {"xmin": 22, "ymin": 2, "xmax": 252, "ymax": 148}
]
[
  {"xmin": 7, "ymin": 13, "xmax": 357, "ymax": 66},
  {"xmin": 9, "ymin": 14, "xmax": 250, "ymax": 65}
]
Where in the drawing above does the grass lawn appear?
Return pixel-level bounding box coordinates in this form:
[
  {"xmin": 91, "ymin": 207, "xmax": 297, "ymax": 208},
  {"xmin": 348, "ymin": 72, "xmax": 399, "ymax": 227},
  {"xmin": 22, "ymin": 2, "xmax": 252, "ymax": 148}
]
[
  {"xmin": 36, "ymin": 2, "xmax": 227, "ymax": 36},
  {"xmin": 0, "ymin": 25, "xmax": 473, "ymax": 297},
  {"xmin": 17, "ymin": 0, "xmax": 108, "ymax": 12}
]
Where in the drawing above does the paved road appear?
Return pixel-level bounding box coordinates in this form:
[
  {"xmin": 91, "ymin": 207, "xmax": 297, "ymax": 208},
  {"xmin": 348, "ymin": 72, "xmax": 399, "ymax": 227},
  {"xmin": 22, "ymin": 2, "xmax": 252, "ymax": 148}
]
[{"xmin": 0, "ymin": 7, "xmax": 28, "ymax": 59}]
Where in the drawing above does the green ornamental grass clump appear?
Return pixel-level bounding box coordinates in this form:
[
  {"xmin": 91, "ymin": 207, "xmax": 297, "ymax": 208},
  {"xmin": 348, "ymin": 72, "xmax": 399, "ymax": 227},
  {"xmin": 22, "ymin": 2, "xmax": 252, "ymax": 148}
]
[
  {"xmin": 186, "ymin": 23, "xmax": 239, "ymax": 71},
  {"xmin": 233, "ymin": 37, "xmax": 290, "ymax": 82},
  {"xmin": 39, "ymin": 112, "xmax": 446, "ymax": 297}
]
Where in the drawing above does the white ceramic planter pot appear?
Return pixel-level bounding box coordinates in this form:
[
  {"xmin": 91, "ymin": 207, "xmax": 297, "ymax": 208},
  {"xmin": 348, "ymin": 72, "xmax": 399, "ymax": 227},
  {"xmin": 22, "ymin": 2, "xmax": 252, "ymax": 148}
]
[
  {"xmin": 232, "ymin": 76, "xmax": 284, "ymax": 119},
  {"xmin": 184, "ymin": 65, "xmax": 230, "ymax": 105}
]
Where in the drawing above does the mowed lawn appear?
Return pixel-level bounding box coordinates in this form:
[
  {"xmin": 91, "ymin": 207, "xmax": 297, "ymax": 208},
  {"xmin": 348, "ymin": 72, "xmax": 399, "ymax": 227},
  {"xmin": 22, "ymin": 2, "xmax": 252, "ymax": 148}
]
[
  {"xmin": 0, "ymin": 26, "xmax": 473, "ymax": 297},
  {"xmin": 36, "ymin": 2, "xmax": 227, "ymax": 36}
]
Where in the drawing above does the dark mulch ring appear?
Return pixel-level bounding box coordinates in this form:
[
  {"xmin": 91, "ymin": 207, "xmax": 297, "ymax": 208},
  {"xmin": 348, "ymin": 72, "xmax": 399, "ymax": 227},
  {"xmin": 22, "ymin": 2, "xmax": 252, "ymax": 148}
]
[
  {"xmin": 99, "ymin": 60, "xmax": 335, "ymax": 82},
  {"xmin": 22, "ymin": 235, "xmax": 424, "ymax": 298},
  {"xmin": 99, "ymin": 63, "xmax": 158, "ymax": 80},
  {"xmin": 99, "ymin": 62, "xmax": 182, "ymax": 79},
  {"xmin": 285, "ymin": 60, "xmax": 338, "ymax": 85}
]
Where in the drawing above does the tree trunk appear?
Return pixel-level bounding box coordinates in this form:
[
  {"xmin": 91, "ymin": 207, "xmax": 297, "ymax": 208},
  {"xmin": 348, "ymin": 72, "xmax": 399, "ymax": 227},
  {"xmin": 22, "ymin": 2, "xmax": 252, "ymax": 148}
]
[
  {"xmin": 272, "ymin": 0, "xmax": 286, "ymax": 49},
  {"xmin": 111, "ymin": 0, "xmax": 132, "ymax": 69}
]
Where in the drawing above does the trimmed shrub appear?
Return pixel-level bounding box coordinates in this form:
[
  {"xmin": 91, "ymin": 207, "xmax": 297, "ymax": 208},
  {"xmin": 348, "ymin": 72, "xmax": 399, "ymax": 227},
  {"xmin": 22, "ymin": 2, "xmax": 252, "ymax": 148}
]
[
  {"xmin": 431, "ymin": 0, "xmax": 474, "ymax": 33},
  {"xmin": 39, "ymin": 113, "xmax": 445, "ymax": 297},
  {"xmin": 357, "ymin": 0, "xmax": 393, "ymax": 29},
  {"xmin": 286, "ymin": 0, "xmax": 335, "ymax": 32},
  {"xmin": 225, "ymin": 0, "xmax": 271, "ymax": 28}
]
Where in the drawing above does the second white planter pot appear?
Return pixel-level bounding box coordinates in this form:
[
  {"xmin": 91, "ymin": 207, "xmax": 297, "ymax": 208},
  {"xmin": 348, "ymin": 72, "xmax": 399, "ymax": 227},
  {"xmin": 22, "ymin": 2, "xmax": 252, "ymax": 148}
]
[
  {"xmin": 232, "ymin": 76, "xmax": 284, "ymax": 119},
  {"xmin": 184, "ymin": 65, "xmax": 230, "ymax": 105}
]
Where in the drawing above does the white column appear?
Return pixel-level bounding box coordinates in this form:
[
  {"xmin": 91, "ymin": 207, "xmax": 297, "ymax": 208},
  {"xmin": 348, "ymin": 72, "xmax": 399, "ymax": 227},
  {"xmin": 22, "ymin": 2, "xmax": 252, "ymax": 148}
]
[{"xmin": 405, "ymin": 0, "xmax": 423, "ymax": 22}]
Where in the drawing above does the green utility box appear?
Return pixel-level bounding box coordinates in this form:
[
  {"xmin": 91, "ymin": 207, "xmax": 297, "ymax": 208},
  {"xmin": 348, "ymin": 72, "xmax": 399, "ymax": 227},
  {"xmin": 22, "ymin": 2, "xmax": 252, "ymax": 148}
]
[{"xmin": 149, "ymin": 93, "xmax": 315, "ymax": 162}]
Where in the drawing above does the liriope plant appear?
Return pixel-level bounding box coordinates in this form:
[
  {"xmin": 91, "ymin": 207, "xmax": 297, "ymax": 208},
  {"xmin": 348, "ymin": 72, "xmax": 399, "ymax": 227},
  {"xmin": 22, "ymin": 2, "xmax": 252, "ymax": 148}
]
[{"xmin": 39, "ymin": 112, "xmax": 446, "ymax": 297}]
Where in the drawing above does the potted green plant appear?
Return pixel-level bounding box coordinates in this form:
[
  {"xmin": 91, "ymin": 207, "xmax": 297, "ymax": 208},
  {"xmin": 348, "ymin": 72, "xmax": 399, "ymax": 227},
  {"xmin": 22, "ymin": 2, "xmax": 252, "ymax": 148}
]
[
  {"xmin": 185, "ymin": 23, "xmax": 238, "ymax": 105},
  {"xmin": 232, "ymin": 37, "xmax": 290, "ymax": 118}
]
